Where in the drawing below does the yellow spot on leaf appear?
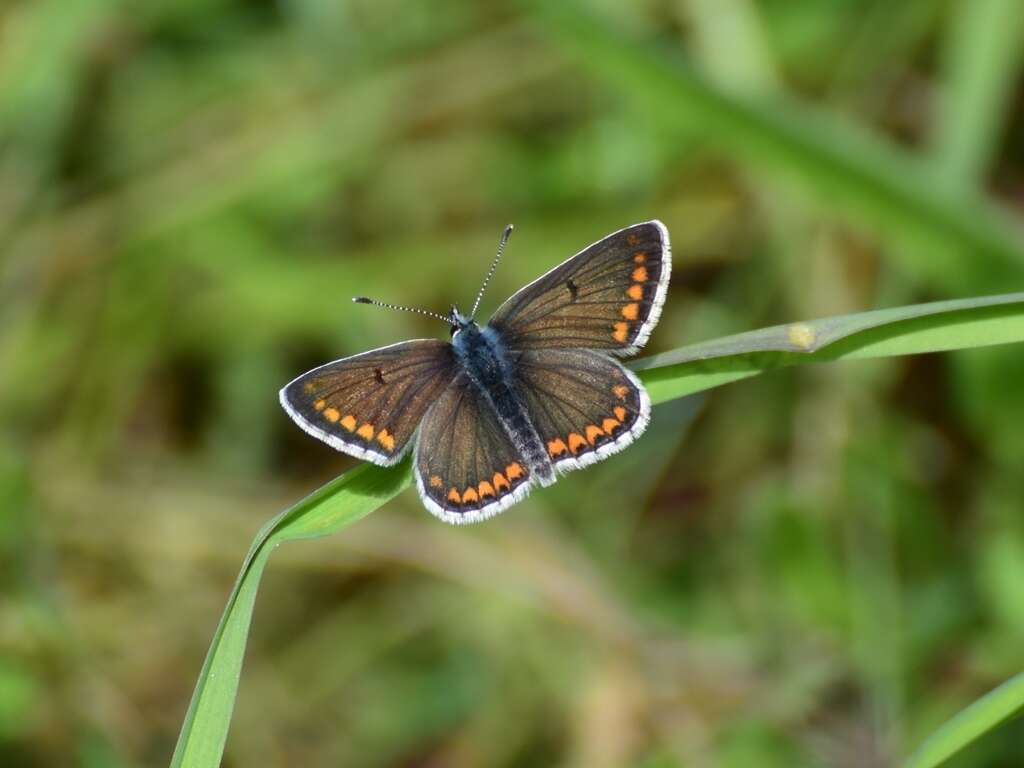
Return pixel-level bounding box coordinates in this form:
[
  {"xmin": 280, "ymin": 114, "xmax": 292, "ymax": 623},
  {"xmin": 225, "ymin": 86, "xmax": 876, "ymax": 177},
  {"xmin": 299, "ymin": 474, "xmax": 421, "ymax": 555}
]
[
  {"xmin": 788, "ymin": 322, "xmax": 816, "ymax": 350},
  {"xmin": 323, "ymin": 408, "xmax": 340, "ymax": 423},
  {"xmin": 340, "ymin": 414, "xmax": 357, "ymax": 431},
  {"xmin": 621, "ymin": 303, "xmax": 639, "ymax": 320},
  {"xmin": 357, "ymin": 422, "xmax": 375, "ymax": 439}
]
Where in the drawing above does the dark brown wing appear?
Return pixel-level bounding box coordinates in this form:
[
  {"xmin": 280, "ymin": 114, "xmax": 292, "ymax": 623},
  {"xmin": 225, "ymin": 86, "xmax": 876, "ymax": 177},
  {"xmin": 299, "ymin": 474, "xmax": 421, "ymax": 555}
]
[
  {"xmin": 280, "ymin": 339, "xmax": 457, "ymax": 466},
  {"xmin": 513, "ymin": 348, "xmax": 650, "ymax": 473},
  {"xmin": 487, "ymin": 221, "xmax": 670, "ymax": 356},
  {"xmin": 415, "ymin": 373, "xmax": 531, "ymax": 523}
]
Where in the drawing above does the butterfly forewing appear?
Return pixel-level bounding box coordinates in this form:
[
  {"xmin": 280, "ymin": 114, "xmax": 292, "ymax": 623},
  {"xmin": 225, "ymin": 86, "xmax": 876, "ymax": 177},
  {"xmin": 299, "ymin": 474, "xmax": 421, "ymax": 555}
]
[
  {"xmin": 280, "ymin": 339, "xmax": 458, "ymax": 466},
  {"xmin": 415, "ymin": 373, "xmax": 532, "ymax": 523},
  {"xmin": 488, "ymin": 220, "xmax": 670, "ymax": 356},
  {"xmin": 513, "ymin": 348, "xmax": 650, "ymax": 473}
]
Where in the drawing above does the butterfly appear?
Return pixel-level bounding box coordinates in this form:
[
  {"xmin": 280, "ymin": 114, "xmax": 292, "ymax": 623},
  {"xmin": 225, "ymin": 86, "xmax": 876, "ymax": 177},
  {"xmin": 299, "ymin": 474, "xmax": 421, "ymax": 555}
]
[{"xmin": 280, "ymin": 221, "xmax": 671, "ymax": 524}]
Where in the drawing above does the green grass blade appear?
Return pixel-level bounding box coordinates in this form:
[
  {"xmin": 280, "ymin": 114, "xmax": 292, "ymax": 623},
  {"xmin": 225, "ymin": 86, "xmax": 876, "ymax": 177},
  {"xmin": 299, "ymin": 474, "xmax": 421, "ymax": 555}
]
[
  {"xmin": 170, "ymin": 461, "xmax": 410, "ymax": 768},
  {"xmin": 522, "ymin": 0, "xmax": 1024, "ymax": 291},
  {"xmin": 636, "ymin": 292, "xmax": 1024, "ymax": 403},
  {"xmin": 172, "ymin": 292, "xmax": 1024, "ymax": 767},
  {"xmin": 903, "ymin": 671, "xmax": 1024, "ymax": 768}
]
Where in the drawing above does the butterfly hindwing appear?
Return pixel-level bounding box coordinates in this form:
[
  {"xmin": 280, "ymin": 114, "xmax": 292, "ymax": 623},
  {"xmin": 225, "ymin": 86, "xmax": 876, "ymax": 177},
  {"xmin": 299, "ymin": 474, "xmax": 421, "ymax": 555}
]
[
  {"xmin": 280, "ymin": 339, "xmax": 458, "ymax": 466},
  {"xmin": 488, "ymin": 220, "xmax": 670, "ymax": 356},
  {"xmin": 415, "ymin": 372, "xmax": 532, "ymax": 523},
  {"xmin": 513, "ymin": 348, "xmax": 650, "ymax": 473}
]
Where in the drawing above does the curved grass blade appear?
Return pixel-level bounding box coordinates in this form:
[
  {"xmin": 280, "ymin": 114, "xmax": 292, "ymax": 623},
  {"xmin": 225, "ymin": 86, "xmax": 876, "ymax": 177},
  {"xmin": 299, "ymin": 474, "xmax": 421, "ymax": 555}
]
[
  {"xmin": 172, "ymin": 292, "xmax": 1024, "ymax": 767},
  {"xmin": 170, "ymin": 461, "xmax": 410, "ymax": 768},
  {"xmin": 903, "ymin": 671, "xmax": 1024, "ymax": 768}
]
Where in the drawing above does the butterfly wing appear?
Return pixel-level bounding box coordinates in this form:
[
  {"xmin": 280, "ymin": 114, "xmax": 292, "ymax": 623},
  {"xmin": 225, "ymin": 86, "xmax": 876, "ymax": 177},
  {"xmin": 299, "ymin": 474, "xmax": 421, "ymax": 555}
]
[
  {"xmin": 487, "ymin": 220, "xmax": 670, "ymax": 356},
  {"xmin": 280, "ymin": 339, "xmax": 458, "ymax": 466},
  {"xmin": 415, "ymin": 372, "xmax": 532, "ymax": 524},
  {"xmin": 513, "ymin": 348, "xmax": 650, "ymax": 473}
]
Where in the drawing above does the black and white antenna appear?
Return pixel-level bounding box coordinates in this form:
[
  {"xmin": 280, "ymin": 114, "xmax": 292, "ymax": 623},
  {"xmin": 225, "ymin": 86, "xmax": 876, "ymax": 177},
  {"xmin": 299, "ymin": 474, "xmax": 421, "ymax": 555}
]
[
  {"xmin": 351, "ymin": 296, "xmax": 451, "ymax": 325},
  {"xmin": 470, "ymin": 224, "xmax": 513, "ymax": 319}
]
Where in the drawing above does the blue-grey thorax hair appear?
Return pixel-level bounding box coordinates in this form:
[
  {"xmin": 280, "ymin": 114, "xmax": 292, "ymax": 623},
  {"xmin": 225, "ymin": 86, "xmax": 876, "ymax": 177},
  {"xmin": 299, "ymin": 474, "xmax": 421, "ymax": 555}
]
[{"xmin": 450, "ymin": 313, "xmax": 555, "ymax": 485}]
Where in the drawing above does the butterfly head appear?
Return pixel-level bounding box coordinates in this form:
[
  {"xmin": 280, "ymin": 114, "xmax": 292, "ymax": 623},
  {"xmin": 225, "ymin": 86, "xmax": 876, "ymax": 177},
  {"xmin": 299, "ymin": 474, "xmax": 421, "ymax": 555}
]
[{"xmin": 448, "ymin": 306, "xmax": 475, "ymax": 337}]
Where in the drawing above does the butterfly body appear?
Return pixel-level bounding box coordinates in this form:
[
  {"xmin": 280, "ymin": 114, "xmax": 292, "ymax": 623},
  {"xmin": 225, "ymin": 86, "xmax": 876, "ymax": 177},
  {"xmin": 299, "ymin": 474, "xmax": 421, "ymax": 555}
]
[
  {"xmin": 280, "ymin": 220, "xmax": 671, "ymax": 524},
  {"xmin": 451, "ymin": 315, "xmax": 557, "ymax": 487}
]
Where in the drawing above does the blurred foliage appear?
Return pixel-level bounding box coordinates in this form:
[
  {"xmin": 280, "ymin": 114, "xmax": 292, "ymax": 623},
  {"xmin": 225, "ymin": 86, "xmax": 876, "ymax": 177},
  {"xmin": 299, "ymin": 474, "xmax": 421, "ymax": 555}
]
[{"xmin": 1, "ymin": 0, "xmax": 1023, "ymax": 766}]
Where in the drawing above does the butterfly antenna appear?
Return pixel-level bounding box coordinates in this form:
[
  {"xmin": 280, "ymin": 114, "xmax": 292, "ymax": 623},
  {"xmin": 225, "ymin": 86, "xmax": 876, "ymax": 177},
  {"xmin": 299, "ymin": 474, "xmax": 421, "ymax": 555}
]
[
  {"xmin": 470, "ymin": 224, "xmax": 513, "ymax": 319},
  {"xmin": 352, "ymin": 296, "xmax": 451, "ymax": 325}
]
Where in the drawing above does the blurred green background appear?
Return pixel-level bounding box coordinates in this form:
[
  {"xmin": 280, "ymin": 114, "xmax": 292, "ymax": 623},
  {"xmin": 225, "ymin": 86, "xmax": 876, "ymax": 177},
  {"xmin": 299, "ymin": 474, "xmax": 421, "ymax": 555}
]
[{"xmin": 2, "ymin": 1, "xmax": 1024, "ymax": 766}]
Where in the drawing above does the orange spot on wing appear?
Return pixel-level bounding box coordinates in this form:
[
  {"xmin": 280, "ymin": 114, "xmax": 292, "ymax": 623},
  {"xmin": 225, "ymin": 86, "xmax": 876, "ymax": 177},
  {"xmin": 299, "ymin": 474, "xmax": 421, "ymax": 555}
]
[
  {"xmin": 633, "ymin": 252, "xmax": 646, "ymax": 263},
  {"xmin": 357, "ymin": 422, "xmax": 375, "ymax": 439},
  {"xmin": 323, "ymin": 408, "xmax": 340, "ymax": 423},
  {"xmin": 632, "ymin": 266, "xmax": 648, "ymax": 282},
  {"xmin": 613, "ymin": 322, "xmax": 629, "ymax": 342},
  {"xmin": 602, "ymin": 417, "xmax": 621, "ymax": 433},
  {"xmin": 627, "ymin": 284, "xmax": 643, "ymax": 300},
  {"xmin": 376, "ymin": 429, "xmax": 395, "ymax": 451},
  {"xmin": 478, "ymin": 480, "xmax": 495, "ymax": 498},
  {"xmin": 340, "ymin": 414, "xmax": 357, "ymax": 431},
  {"xmin": 548, "ymin": 438, "xmax": 568, "ymax": 457},
  {"xmin": 506, "ymin": 463, "xmax": 524, "ymax": 481},
  {"xmin": 568, "ymin": 433, "xmax": 587, "ymax": 454},
  {"xmin": 493, "ymin": 472, "xmax": 510, "ymax": 492},
  {"xmin": 626, "ymin": 233, "xmax": 639, "ymax": 245},
  {"xmin": 585, "ymin": 424, "xmax": 604, "ymax": 444},
  {"xmin": 430, "ymin": 475, "xmax": 443, "ymax": 488},
  {"xmin": 614, "ymin": 406, "xmax": 627, "ymax": 421},
  {"xmin": 447, "ymin": 488, "xmax": 461, "ymax": 504},
  {"xmin": 313, "ymin": 399, "xmax": 326, "ymax": 411},
  {"xmin": 621, "ymin": 303, "xmax": 639, "ymax": 320},
  {"xmin": 613, "ymin": 385, "xmax": 630, "ymax": 400},
  {"xmin": 462, "ymin": 487, "xmax": 479, "ymax": 504}
]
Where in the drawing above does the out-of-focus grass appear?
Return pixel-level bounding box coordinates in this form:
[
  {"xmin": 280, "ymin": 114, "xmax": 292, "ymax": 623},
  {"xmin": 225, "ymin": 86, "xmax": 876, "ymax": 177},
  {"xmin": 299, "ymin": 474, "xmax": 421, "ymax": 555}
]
[{"xmin": 2, "ymin": 1, "xmax": 1024, "ymax": 766}]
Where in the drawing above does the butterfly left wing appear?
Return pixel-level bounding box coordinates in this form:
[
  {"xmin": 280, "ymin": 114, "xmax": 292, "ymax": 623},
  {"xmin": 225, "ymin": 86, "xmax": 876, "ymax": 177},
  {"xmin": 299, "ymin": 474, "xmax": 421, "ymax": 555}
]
[
  {"xmin": 513, "ymin": 348, "xmax": 651, "ymax": 474},
  {"xmin": 280, "ymin": 339, "xmax": 458, "ymax": 466},
  {"xmin": 487, "ymin": 220, "xmax": 670, "ymax": 356},
  {"xmin": 415, "ymin": 372, "xmax": 532, "ymax": 524}
]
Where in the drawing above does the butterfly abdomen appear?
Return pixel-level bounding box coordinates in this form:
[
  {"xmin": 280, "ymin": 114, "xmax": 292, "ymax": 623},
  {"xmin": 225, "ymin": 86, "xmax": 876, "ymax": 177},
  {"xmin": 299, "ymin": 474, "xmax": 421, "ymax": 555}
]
[{"xmin": 453, "ymin": 324, "xmax": 556, "ymax": 486}]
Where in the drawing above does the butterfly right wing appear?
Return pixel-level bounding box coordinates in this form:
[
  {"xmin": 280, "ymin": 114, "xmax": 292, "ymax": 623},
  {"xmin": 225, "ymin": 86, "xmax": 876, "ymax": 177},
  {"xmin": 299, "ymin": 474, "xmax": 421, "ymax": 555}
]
[
  {"xmin": 280, "ymin": 339, "xmax": 458, "ymax": 466},
  {"xmin": 512, "ymin": 347, "xmax": 650, "ymax": 473},
  {"xmin": 415, "ymin": 372, "xmax": 532, "ymax": 524},
  {"xmin": 487, "ymin": 220, "xmax": 670, "ymax": 356}
]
